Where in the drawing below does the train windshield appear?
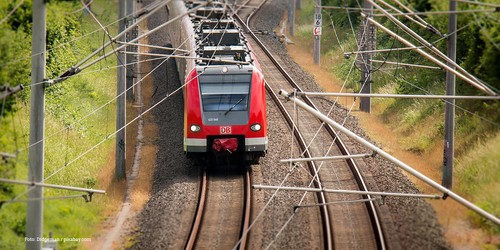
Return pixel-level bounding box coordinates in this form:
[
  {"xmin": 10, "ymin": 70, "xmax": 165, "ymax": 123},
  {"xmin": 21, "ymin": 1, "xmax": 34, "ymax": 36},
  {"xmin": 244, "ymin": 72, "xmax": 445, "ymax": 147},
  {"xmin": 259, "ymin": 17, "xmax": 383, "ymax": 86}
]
[{"xmin": 199, "ymin": 74, "xmax": 251, "ymax": 112}]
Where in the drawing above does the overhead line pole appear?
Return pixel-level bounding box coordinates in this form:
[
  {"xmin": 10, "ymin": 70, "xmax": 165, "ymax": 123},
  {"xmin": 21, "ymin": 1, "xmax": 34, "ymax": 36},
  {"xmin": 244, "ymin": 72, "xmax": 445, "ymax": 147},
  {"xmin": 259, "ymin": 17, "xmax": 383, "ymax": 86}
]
[
  {"xmin": 360, "ymin": 0, "xmax": 374, "ymax": 112},
  {"xmin": 126, "ymin": 0, "xmax": 136, "ymax": 100},
  {"xmin": 27, "ymin": 0, "xmax": 46, "ymax": 249},
  {"xmin": 116, "ymin": 0, "xmax": 126, "ymax": 180},
  {"xmin": 442, "ymin": 0, "xmax": 457, "ymax": 189},
  {"xmin": 288, "ymin": 0, "xmax": 295, "ymax": 36},
  {"xmin": 313, "ymin": 0, "xmax": 320, "ymax": 64}
]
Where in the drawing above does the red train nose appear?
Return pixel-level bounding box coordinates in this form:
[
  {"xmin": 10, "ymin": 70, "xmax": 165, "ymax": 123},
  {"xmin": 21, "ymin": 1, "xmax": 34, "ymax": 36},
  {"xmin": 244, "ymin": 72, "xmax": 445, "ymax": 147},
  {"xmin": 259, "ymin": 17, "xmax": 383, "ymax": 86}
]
[{"xmin": 212, "ymin": 138, "xmax": 238, "ymax": 153}]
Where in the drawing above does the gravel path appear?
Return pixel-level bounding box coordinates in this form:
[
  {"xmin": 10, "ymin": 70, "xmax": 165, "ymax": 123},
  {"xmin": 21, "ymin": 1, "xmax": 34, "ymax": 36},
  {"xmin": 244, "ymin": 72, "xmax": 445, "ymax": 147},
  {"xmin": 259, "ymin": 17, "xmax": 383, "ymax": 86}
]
[{"xmin": 128, "ymin": 0, "xmax": 450, "ymax": 249}]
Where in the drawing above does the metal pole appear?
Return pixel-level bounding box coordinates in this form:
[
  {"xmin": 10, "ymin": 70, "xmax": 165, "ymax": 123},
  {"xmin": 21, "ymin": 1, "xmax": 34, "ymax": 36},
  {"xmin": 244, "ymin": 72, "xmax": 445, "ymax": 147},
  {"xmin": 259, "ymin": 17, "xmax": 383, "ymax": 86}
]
[
  {"xmin": 360, "ymin": 0, "xmax": 373, "ymax": 113},
  {"xmin": 126, "ymin": 0, "xmax": 136, "ymax": 100},
  {"xmin": 116, "ymin": 0, "xmax": 126, "ymax": 180},
  {"xmin": 442, "ymin": 0, "xmax": 456, "ymax": 189},
  {"xmin": 288, "ymin": 0, "xmax": 295, "ymax": 36},
  {"xmin": 313, "ymin": 0, "xmax": 320, "ymax": 64},
  {"xmin": 279, "ymin": 89, "xmax": 500, "ymax": 225},
  {"xmin": 27, "ymin": 0, "xmax": 46, "ymax": 248}
]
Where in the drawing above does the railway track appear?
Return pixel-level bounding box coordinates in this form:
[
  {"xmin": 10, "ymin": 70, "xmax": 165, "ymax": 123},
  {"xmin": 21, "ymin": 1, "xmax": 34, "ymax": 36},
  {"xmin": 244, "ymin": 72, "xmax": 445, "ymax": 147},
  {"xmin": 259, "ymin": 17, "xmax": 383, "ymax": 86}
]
[
  {"xmin": 185, "ymin": 167, "xmax": 252, "ymax": 250},
  {"xmin": 234, "ymin": 1, "xmax": 386, "ymax": 249}
]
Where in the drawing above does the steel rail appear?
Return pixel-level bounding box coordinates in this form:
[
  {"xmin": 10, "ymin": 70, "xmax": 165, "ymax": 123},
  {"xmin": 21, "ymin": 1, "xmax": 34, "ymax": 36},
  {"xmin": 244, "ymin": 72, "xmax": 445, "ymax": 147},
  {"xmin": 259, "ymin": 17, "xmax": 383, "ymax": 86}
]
[
  {"xmin": 185, "ymin": 167, "xmax": 252, "ymax": 250},
  {"xmin": 234, "ymin": 14, "xmax": 334, "ymax": 250},
  {"xmin": 238, "ymin": 169, "xmax": 252, "ymax": 250},
  {"xmin": 185, "ymin": 169, "xmax": 208, "ymax": 250},
  {"xmin": 233, "ymin": 13, "xmax": 386, "ymax": 249}
]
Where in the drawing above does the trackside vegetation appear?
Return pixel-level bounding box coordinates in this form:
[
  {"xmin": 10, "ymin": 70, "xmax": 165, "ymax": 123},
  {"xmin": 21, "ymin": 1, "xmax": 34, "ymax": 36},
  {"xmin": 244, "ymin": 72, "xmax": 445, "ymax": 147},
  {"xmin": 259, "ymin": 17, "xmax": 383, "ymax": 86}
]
[
  {"xmin": 0, "ymin": 0, "xmax": 119, "ymax": 249},
  {"xmin": 294, "ymin": 0, "xmax": 499, "ymax": 241}
]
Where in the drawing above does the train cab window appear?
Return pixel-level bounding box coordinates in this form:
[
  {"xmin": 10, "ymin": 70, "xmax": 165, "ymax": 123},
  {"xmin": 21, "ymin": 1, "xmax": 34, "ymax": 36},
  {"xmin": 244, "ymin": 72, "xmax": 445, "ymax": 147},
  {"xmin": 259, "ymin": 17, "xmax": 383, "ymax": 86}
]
[{"xmin": 199, "ymin": 74, "xmax": 251, "ymax": 112}]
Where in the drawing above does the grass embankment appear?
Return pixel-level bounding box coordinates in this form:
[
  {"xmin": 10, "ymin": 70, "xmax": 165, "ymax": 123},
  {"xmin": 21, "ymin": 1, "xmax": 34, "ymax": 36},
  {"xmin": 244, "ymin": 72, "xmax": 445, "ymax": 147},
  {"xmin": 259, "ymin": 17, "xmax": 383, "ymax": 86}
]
[
  {"xmin": 290, "ymin": 0, "xmax": 499, "ymax": 243},
  {"xmin": 0, "ymin": 1, "xmax": 124, "ymax": 249}
]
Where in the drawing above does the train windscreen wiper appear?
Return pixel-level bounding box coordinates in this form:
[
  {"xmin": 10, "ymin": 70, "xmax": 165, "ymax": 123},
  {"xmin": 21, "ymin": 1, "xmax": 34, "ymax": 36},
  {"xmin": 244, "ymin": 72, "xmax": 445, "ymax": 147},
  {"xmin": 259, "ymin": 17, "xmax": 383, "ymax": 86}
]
[{"xmin": 224, "ymin": 96, "xmax": 246, "ymax": 115}]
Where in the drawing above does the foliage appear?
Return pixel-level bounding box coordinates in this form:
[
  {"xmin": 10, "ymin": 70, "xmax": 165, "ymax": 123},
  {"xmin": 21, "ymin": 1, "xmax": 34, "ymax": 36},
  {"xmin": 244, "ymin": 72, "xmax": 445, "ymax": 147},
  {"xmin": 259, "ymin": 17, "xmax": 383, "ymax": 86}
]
[{"xmin": 0, "ymin": 0, "xmax": 118, "ymax": 249}]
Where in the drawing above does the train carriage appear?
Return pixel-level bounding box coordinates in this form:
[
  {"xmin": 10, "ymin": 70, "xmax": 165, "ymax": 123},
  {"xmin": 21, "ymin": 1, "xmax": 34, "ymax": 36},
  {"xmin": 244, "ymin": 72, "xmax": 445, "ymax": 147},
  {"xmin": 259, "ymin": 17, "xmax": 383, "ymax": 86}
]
[{"xmin": 167, "ymin": 0, "xmax": 268, "ymax": 164}]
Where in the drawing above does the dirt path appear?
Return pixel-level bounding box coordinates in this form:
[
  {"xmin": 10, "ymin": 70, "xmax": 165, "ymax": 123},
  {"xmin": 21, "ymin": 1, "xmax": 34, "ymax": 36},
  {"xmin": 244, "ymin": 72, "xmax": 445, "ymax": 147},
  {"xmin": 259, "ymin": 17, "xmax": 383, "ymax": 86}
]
[{"xmin": 90, "ymin": 17, "xmax": 157, "ymax": 249}]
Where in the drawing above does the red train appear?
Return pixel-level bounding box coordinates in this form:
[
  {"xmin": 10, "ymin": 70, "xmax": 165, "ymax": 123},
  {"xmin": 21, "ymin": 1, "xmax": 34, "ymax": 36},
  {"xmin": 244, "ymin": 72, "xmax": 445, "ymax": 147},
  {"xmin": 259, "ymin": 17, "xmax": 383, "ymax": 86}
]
[{"xmin": 167, "ymin": 0, "xmax": 267, "ymax": 163}]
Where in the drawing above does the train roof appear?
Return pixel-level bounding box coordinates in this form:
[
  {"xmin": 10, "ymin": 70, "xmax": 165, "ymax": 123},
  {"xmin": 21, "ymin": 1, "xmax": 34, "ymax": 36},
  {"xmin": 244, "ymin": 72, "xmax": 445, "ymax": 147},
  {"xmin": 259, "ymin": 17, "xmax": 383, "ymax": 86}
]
[{"xmin": 186, "ymin": 0, "xmax": 253, "ymax": 67}]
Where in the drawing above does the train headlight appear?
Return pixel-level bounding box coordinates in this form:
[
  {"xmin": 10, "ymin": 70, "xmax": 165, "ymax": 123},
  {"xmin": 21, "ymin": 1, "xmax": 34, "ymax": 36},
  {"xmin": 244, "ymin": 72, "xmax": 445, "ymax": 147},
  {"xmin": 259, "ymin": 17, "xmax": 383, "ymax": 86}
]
[
  {"xmin": 190, "ymin": 124, "xmax": 201, "ymax": 132},
  {"xmin": 250, "ymin": 123, "xmax": 262, "ymax": 132}
]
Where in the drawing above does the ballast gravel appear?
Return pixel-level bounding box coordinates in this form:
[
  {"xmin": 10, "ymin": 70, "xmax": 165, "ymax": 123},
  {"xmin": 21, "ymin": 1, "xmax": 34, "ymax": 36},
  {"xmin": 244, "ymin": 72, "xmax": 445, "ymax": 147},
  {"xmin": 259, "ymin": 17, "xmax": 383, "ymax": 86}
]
[{"xmin": 129, "ymin": 0, "xmax": 450, "ymax": 249}]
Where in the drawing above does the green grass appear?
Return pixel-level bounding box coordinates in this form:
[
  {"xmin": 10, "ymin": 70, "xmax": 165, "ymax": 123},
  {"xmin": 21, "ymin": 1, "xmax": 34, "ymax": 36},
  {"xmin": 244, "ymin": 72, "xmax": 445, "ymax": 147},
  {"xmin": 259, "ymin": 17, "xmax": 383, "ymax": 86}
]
[
  {"xmin": 0, "ymin": 1, "xmax": 119, "ymax": 249},
  {"xmin": 456, "ymin": 132, "xmax": 500, "ymax": 235}
]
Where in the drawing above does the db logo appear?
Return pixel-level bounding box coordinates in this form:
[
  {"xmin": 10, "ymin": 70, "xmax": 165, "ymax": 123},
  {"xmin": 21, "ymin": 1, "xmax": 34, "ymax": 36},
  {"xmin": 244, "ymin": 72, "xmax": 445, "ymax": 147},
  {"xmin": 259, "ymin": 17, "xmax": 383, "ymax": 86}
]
[{"xmin": 220, "ymin": 126, "xmax": 232, "ymax": 134}]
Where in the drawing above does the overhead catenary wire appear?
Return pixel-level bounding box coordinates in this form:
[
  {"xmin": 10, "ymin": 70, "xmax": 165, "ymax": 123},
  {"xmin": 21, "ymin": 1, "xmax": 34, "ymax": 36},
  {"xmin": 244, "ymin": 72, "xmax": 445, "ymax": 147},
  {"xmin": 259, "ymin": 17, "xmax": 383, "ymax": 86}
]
[
  {"xmin": 0, "ymin": 0, "xmax": 139, "ymax": 69},
  {"xmin": 297, "ymin": 92, "xmax": 500, "ymax": 100},
  {"xmin": 15, "ymin": 2, "xmax": 223, "ymax": 161},
  {"xmin": 56, "ymin": 0, "xmax": 177, "ymax": 81},
  {"xmin": 371, "ymin": 8, "xmax": 500, "ymax": 16},
  {"xmin": 120, "ymin": 51, "xmax": 250, "ymax": 65},
  {"xmin": 467, "ymin": 2, "xmax": 500, "ymax": 51},
  {"xmin": 53, "ymin": 3, "xmax": 208, "ymax": 85},
  {"xmin": 14, "ymin": 55, "xmax": 173, "ymax": 156},
  {"xmin": 12, "ymin": 4, "xmax": 225, "ymax": 200},
  {"xmin": 343, "ymin": 14, "xmax": 483, "ymax": 59},
  {"xmin": 369, "ymin": 59, "xmax": 442, "ymax": 69},
  {"xmin": 363, "ymin": 12, "xmax": 497, "ymax": 96},
  {"xmin": 377, "ymin": 69, "xmax": 500, "ymax": 128},
  {"xmin": 236, "ymin": 11, "xmax": 380, "ymax": 248},
  {"xmin": 26, "ymin": 1, "xmax": 206, "ymax": 89},
  {"xmin": 457, "ymin": 0, "xmax": 500, "ymax": 8},
  {"xmin": 244, "ymin": 0, "xmax": 498, "ymax": 243},
  {"xmin": 376, "ymin": 0, "xmax": 442, "ymax": 36},
  {"xmin": 0, "ymin": 0, "xmax": 26, "ymax": 25},
  {"xmin": 369, "ymin": 0, "xmax": 497, "ymax": 95},
  {"xmin": 279, "ymin": 89, "xmax": 500, "ymax": 226},
  {"xmin": 64, "ymin": 0, "xmax": 96, "ymax": 15},
  {"xmin": 380, "ymin": 2, "xmax": 427, "ymax": 34},
  {"xmin": 391, "ymin": 0, "xmax": 436, "ymax": 28}
]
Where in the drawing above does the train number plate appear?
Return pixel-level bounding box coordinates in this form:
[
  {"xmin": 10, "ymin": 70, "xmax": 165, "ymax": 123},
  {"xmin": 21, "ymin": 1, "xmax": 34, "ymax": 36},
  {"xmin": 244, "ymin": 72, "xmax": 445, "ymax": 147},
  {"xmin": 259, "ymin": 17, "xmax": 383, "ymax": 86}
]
[{"xmin": 220, "ymin": 126, "xmax": 232, "ymax": 134}]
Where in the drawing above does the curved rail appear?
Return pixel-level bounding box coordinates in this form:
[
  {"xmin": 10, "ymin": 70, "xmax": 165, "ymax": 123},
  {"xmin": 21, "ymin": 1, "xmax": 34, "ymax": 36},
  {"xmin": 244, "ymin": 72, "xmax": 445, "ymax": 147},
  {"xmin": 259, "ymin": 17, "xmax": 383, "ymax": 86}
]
[
  {"xmin": 234, "ymin": 8, "xmax": 386, "ymax": 249},
  {"xmin": 239, "ymin": 169, "xmax": 252, "ymax": 250},
  {"xmin": 266, "ymin": 81, "xmax": 334, "ymax": 249},
  {"xmin": 185, "ymin": 169, "xmax": 208, "ymax": 250}
]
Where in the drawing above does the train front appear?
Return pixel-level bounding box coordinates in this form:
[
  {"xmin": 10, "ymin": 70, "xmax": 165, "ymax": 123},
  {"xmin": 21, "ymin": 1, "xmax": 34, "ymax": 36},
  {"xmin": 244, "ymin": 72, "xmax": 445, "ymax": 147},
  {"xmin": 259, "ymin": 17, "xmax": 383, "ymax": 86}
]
[{"xmin": 184, "ymin": 65, "xmax": 267, "ymax": 164}]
